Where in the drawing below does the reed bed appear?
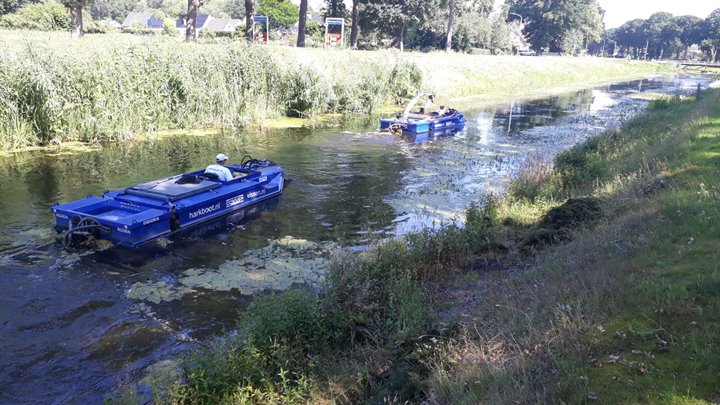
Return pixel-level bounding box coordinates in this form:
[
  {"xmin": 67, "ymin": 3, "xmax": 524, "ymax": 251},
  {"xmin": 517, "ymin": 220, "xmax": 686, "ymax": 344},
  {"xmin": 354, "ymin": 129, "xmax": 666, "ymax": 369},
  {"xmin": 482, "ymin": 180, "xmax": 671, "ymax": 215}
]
[
  {"xmin": 0, "ymin": 30, "xmax": 671, "ymax": 151},
  {"xmin": 0, "ymin": 32, "xmax": 421, "ymax": 151}
]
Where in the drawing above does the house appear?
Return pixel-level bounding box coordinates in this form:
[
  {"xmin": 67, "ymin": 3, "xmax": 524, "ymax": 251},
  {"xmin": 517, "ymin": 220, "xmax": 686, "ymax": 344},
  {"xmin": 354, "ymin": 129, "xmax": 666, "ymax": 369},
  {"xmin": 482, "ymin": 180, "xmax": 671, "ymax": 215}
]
[
  {"xmin": 121, "ymin": 12, "xmax": 164, "ymax": 29},
  {"xmin": 205, "ymin": 18, "xmax": 243, "ymax": 33},
  {"xmin": 176, "ymin": 13, "xmax": 212, "ymax": 32}
]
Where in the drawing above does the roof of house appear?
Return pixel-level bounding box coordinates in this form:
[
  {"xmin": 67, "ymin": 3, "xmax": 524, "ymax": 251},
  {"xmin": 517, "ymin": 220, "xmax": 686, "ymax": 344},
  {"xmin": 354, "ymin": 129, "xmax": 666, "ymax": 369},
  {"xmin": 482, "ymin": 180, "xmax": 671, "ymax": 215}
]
[
  {"xmin": 122, "ymin": 12, "xmax": 163, "ymax": 29},
  {"xmin": 176, "ymin": 13, "xmax": 212, "ymax": 29},
  {"xmin": 206, "ymin": 18, "xmax": 242, "ymax": 32}
]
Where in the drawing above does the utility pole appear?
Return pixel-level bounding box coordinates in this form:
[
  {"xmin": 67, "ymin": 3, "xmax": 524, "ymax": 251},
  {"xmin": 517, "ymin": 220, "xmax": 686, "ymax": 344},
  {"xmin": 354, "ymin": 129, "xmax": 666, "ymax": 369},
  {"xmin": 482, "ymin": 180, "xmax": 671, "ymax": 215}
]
[{"xmin": 508, "ymin": 12, "xmax": 523, "ymax": 55}]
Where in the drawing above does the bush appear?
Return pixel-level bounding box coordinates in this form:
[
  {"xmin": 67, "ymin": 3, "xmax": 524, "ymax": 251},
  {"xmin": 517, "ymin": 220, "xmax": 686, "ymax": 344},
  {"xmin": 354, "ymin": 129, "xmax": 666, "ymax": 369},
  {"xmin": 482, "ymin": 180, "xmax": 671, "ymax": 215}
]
[
  {"xmin": 649, "ymin": 95, "xmax": 690, "ymax": 111},
  {"xmin": 242, "ymin": 290, "xmax": 327, "ymax": 362},
  {"xmin": 177, "ymin": 334, "xmax": 312, "ymax": 404},
  {"xmin": 0, "ymin": 1, "xmax": 69, "ymax": 31},
  {"xmin": 283, "ymin": 66, "xmax": 330, "ymax": 117},
  {"xmin": 387, "ymin": 62, "xmax": 423, "ymax": 104},
  {"xmin": 162, "ymin": 20, "xmax": 178, "ymax": 36},
  {"xmin": 324, "ymin": 247, "xmax": 433, "ymax": 346}
]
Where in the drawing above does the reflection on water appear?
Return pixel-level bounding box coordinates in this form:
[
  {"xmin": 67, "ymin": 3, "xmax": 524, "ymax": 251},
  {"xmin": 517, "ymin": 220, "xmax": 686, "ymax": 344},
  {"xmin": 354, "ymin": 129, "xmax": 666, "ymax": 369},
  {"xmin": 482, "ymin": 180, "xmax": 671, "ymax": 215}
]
[{"xmin": 0, "ymin": 75, "xmax": 713, "ymax": 404}]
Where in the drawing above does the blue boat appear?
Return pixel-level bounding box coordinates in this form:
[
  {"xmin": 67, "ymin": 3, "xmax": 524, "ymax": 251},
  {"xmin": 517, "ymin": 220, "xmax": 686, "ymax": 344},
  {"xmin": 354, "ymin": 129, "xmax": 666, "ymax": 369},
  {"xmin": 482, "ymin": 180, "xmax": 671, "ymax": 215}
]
[
  {"xmin": 380, "ymin": 92, "xmax": 465, "ymax": 135},
  {"xmin": 52, "ymin": 157, "xmax": 285, "ymax": 248},
  {"xmin": 402, "ymin": 127, "xmax": 464, "ymax": 144}
]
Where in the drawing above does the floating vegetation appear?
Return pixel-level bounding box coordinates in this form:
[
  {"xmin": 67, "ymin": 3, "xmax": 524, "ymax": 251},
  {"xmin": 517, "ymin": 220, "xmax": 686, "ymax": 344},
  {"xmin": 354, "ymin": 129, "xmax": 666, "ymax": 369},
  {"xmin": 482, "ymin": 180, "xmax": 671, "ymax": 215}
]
[{"xmin": 127, "ymin": 236, "xmax": 337, "ymax": 303}]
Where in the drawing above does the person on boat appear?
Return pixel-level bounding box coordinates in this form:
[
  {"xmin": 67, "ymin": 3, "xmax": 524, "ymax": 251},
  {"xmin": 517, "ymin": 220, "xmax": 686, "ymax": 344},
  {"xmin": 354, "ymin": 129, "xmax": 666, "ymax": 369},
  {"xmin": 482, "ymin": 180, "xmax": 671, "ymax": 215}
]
[
  {"xmin": 205, "ymin": 153, "xmax": 234, "ymax": 181},
  {"xmin": 437, "ymin": 105, "xmax": 447, "ymax": 116}
]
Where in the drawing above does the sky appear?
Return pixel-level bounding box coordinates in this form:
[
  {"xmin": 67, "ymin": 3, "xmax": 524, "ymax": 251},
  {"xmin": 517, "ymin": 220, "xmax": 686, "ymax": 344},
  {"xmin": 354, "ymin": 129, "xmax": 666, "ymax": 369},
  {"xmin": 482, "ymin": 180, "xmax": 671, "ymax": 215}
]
[{"xmin": 298, "ymin": 0, "xmax": 717, "ymax": 29}]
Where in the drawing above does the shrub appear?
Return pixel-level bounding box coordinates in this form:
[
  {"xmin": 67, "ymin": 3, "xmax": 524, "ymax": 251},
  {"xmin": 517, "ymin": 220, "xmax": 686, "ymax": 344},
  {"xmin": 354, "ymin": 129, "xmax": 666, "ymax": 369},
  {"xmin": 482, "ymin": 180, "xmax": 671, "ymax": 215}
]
[
  {"xmin": 649, "ymin": 95, "xmax": 689, "ymax": 111},
  {"xmin": 387, "ymin": 62, "xmax": 423, "ymax": 104},
  {"xmin": 283, "ymin": 65, "xmax": 330, "ymax": 117},
  {"xmin": 0, "ymin": 1, "xmax": 69, "ymax": 31},
  {"xmin": 242, "ymin": 290, "xmax": 327, "ymax": 362},
  {"xmin": 176, "ymin": 334, "xmax": 312, "ymax": 404},
  {"xmin": 324, "ymin": 247, "xmax": 433, "ymax": 346},
  {"xmin": 162, "ymin": 21, "xmax": 178, "ymax": 36}
]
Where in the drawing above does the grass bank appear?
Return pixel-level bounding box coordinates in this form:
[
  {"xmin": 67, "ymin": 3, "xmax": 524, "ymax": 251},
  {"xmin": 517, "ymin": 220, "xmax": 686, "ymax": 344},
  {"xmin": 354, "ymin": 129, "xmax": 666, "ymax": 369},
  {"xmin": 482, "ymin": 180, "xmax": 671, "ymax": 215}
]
[
  {"xmin": 121, "ymin": 88, "xmax": 720, "ymax": 403},
  {"xmin": 418, "ymin": 88, "xmax": 720, "ymax": 403},
  {"xmin": 0, "ymin": 30, "xmax": 668, "ymax": 152}
]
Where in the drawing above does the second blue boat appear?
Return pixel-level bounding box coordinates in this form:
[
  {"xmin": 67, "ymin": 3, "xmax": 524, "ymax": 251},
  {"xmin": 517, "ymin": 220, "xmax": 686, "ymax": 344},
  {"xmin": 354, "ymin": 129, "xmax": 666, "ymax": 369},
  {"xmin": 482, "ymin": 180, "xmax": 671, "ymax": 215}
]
[{"xmin": 380, "ymin": 92, "xmax": 465, "ymax": 135}]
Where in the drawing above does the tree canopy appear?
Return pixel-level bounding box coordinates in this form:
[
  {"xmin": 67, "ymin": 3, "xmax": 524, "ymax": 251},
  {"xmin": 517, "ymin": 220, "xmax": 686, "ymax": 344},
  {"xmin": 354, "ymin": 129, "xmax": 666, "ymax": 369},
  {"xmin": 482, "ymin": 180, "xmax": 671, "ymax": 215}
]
[
  {"xmin": 699, "ymin": 9, "xmax": 720, "ymax": 62},
  {"xmin": 256, "ymin": 0, "xmax": 298, "ymax": 29},
  {"xmin": 508, "ymin": 0, "xmax": 604, "ymax": 53},
  {"xmin": 611, "ymin": 8, "xmax": 720, "ymax": 61}
]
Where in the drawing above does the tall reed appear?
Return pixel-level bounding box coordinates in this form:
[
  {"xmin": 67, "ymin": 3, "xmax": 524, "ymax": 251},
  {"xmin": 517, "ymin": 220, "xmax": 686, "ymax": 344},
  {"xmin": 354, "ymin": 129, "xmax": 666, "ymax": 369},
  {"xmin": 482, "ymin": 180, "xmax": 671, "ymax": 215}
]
[{"xmin": 0, "ymin": 37, "xmax": 422, "ymax": 150}]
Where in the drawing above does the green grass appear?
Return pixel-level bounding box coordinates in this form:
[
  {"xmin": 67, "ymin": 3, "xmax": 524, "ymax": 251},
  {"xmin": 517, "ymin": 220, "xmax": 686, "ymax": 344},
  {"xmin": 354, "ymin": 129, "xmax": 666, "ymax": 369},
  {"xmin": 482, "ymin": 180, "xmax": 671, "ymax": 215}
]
[{"xmin": 417, "ymin": 90, "xmax": 720, "ymax": 404}]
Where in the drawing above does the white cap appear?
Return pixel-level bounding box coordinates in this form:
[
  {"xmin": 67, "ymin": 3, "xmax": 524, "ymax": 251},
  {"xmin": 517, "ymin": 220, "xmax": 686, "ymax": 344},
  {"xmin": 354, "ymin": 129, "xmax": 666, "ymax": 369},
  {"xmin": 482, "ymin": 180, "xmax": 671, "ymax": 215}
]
[{"xmin": 216, "ymin": 153, "xmax": 228, "ymax": 162}]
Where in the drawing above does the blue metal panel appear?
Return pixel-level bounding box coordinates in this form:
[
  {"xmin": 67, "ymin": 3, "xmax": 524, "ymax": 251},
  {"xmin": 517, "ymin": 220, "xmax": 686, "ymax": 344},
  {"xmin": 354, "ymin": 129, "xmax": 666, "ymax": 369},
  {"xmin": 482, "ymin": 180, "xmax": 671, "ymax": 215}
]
[{"xmin": 379, "ymin": 111, "xmax": 466, "ymax": 135}]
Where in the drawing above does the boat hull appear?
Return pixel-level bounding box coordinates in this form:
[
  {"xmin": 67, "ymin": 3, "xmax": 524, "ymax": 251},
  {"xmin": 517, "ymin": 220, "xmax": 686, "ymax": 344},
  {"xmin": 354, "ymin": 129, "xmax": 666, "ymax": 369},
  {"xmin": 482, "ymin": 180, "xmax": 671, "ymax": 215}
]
[
  {"xmin": 380, "ymin": 111, "xmax": 465, "ymax": 135},
  {"xmin": 52, "ymin": 162, "xmax": 284, "ymax": 248}
]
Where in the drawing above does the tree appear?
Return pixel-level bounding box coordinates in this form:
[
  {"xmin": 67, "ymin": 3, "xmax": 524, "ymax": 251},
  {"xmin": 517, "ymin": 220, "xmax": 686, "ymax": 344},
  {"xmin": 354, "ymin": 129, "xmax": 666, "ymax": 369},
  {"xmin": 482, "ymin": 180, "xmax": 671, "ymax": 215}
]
[
  {"xmin": 89, "ymin": 0, "xmax": 134, "ymax": 22},
  {"xmin": 185, "ymin": 0, "xmax": 203, "ymax": 41},
  {"xmin": 658, "ymin": 20, "xmax": 682, "ymax": 59},
  {"xmin": 614, "ymin": 18, "xmax": 645, "ymax": 58},
  {"xmin": 676, "ymin": 15, "xmax": 702, "ymax": 50},
  {"xmin": 445, "ymin": 0, "xmax": 455, "ymax": 52},
  {"xmin": 360, "ymin": 0, "xmax": 432, "ymax": 51},
  {"xmin": 224, "ymin": 0, "xmax": 245, "ymax": 19},
  {"xmin": 1, "ymin": 0, "xmax": 41, "ymax": 15},
  {"xmin": 451, "ymin": 0, "xmax": 495, "ymax": 52},
  {"xmin": 490, "ymin": 8, "xmax": 511, "ymax": 54},
  {"xmin": 297, "ymin": 0, "xmax": 307, "ymax": 46},
  {"xmin": 508, "ymin": 0, "xmax": 603, "ymax": 53},
  {"xmin": 244, "ymin": 0, "xmax": 253, "ymax": 40},
  {"xmin": 699, "ymin": 8, "xmax": 720, "ymax": 62},
  {"xmin": 61, "ymin": 1, "xmax": 92, "ymax": 38},
  {"xmin": 641, "ymin": 12, "xmax": 673, "ymax": 59},
  {"xmin": 323, "ymin": 0, "xmax": 346, "ymax": 18},
  {"xmin": 349, "ymin": 0, "xmax": 359, "ymax": 48},
  {"xmin": 256, "ymin": 0, "xmax": 298, "ymax": 29}
]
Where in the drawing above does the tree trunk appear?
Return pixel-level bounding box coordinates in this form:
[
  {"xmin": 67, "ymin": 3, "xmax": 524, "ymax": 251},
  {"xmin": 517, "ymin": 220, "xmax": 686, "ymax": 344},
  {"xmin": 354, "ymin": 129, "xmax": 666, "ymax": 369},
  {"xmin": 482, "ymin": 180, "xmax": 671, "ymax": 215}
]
[
  {"xmin": 186, "ymin": 0, "xmax": 199, "ymax": 41},
  {"xmin": 297, "ymin": 0, "xmax": 307, "ymax": 47},
  {"xmin": 399, "ymin": 23, "xmax": 404, "ymax": 52},
  {"xmin": 245, "ymin": 0, "xmax": 254, "ymax": 41},
  {"xmin": 350, "ymin": 0, "xmax": 359, "ymax": 48},
  {"xmin": 445, "ymin": 0, "xmax": 455, "ymax": 52},
  {"xmin": 68, "ymin": 2, "xmax": 83, "ymax": 39}
]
